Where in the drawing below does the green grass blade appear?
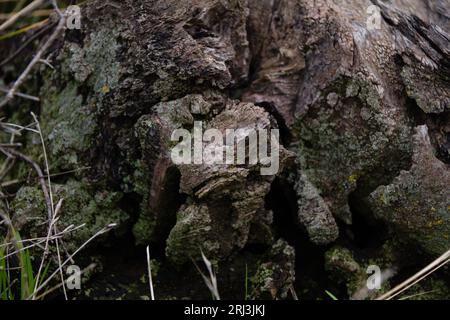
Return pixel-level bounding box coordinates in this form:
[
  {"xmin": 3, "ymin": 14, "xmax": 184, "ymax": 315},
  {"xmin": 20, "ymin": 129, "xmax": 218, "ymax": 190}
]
[{"xmin": 325, "ymin": 290, "xmax": 338, "ymax": 300}]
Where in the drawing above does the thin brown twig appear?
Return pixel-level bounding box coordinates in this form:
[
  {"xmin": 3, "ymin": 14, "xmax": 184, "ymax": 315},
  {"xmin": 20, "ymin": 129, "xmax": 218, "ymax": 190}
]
[
  {"xmin": 0, "ymin": 223, "xmax": 88, "ymax": 261},
  {"xmin": 0, "ymin": 278, "xmax": 17, "ymax": 298},
  {"xmin": 0, "ymin": 146, "xmax": 53, "ymax": 222},
  {"xmin": 0, "ymin": 11, "xmax": 66, "ymax": 109},
  {"xmin": 0, "ymin": 0, "xmax": 47, "ymax": 33},
  {"xmin": 0, "ymin": 209, "xmax": 22, "ymax": 277},
  {"xmin": 0, "ymin": 143, "xmax": 22, "ymax": 147},
  {"xmin": 30, "ymin": 223, "xmax": 118, "ymax": 299},
  {"xmin": 34, "ymin": 263, "xmax": 97, "ymax": 300},
  {"xmin": 0, "ymin": 20, "xmax": 55, "ymax": 68},
  {"xmin": 30, "ymin": 111, "xmax": 68, "ymax": 300},
  {"xmin": 0, "ymin": 9, "xmax": 54, "ymax": 20},
  {"xmin": 0, "ymin": 87, "xmax": 39, "ymax": 102},
  {"xmin": 0, "ymin": 121, "xmax": 38, "ymax": 135},
  {"xmin": 0, "ymin": 167, "xmax": 91, "ymax": 188},
  {"xmin": 0, "ymin": 156, "xmax": 16, "ymax": 181},
  {"xmin": 0, "ymin": 223, "xmax": 86, "ymax": 249}
]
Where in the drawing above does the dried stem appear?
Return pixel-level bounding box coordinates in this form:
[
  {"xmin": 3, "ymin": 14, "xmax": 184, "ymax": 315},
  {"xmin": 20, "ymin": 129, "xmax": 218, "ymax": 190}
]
[
  {"xmin": 0, "ymin": 10, "xmax": 66, "ymax": 109},
  {"xmin": 0, "ymin": 0, "xmax": 47, "ymax": 33}
]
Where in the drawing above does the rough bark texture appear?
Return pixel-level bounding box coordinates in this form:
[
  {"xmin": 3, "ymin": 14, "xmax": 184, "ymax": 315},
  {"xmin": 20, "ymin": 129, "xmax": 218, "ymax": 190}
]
[{"xmin": 1, "ymin": 0, "xmax": 449, "ymax": 299}]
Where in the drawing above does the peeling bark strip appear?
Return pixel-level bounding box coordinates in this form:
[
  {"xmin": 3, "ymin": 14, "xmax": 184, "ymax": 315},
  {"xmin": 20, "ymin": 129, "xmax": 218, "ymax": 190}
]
[{"xmin": 1, "ymin": 0, "xmax": 449, "ymax": 299}]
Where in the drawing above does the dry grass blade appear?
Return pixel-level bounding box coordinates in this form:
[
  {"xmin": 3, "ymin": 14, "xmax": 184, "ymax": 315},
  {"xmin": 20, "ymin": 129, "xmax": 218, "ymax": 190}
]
[
  {"xmin": 0, "ymin": 147, "xmax": 52, "ymax": 221},
  {"xmin": 0, "ymin": 223, "xmax": 86, "ymax": 250},
  {"xmin": 32, "ymin": 198, "xmax": 63, "ymax": 295},
  {"xmin": 30, "ymin": 112, "xmax": 54, "ymax": 222},
  {"xmin": 146, "ymin": 246, "xmax": 155, "ymax": 300},
  {"xmin": 0, "ymin": 87, "xmax": 39, "ymax": 101},
  {"xmin": 34, "ymin": 263, "xmax": 97, "ymax": 300},
  {"xmin": 0, "ymin": 121, "xmax": 38, "ymax": 135},
  {"xmin": 377, "ymin": 249, "xmax": 450, "ymax": 300},
  {"xmin": 0, "ymin": 12, "xmax": 66, "ymax": 108},
  {"xmin": 28, "ymin": 112, "xmax": 68, "ymax": 299},
  {"xmin": 398, "ymin": 289, "xmax": 439, "ymax": 300},
  {"xmin": 0, "ymin": 20, "xmax": 55, "ymax": 68},
  {"xmin": 290, "ymin": 285, "xmax": 299, "ymax": 300},
  {"xmin": 0, "ymin": 19, "xmax": 48, "ymax": 42},
  {"xmin": 0, "ymin": 143, "xmax": 22, "ymax": 147},
  {"xmin": 30, "ymin": 223, "xmax": 117, "ymax": 299},
  {"xmin": 0, "ymin": 0, "xmax": 46, "ymax": 33},
  {"xmin": 193, "ymin": 250, "xmax": 220, "ymax": 300},
  {"xmin": 0, "ymin": 231, "xmax": 59, "ymax": 261},
  {"xmin": 0, "ymin": 278, "xmax": 17, "ymax": 297},
  {"xmin": 0, "ymin": 9, "xmax": 53, "ymax": 20}
]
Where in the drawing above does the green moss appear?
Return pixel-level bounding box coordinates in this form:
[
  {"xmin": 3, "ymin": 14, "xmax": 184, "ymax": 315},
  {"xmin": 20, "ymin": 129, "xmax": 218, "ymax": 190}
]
[
  {"xmin": 250, "ymin": 240, "xmax": 295, "ymax": 299},
  {"xmin": 37, "ymin": 27, "xmax": 121, "ymax": 172},
  {"xmin": 40, "ymin": 82, "xmax": 96, "ymax": 169},
  {"xmin": 165, "ymin": 204, "xmax": 219, "ymax": 266},
  {"xmin": 250, "ymin": 266, "xmax": 273, "ymax": 297},
  {"xmin": 324, "ymin": 246, "xmax": 364, "ymax": 296},
  {"xmin": 369, "ymin": 170, "xmax": 450, "ymax": 256},
  {"xmin": 63, "ymin": 28, "xmax": 121, "ymax": 92},
  {"xmin": 11, "ymin": 180, "xmax": 128, "ymax": 252},
  {"xmin": 325, "ymin": 247, "xmax": 360, "ymax": 274},
  {"xmin": 132, "ymin": 213, "xmax": 156, "ymax": 246},
  {"xmin": 292, "ymin": 75, "xmax": 412, "ymax": 223},
  {"xmin": 130, "ymin": 97, "xmax": 201, "ymax": 245}
]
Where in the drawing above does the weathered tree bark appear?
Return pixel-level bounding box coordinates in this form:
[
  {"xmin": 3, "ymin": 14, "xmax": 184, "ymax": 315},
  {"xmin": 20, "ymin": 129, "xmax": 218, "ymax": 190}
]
[{"xmin": 1, "ymin": 0, "xmax": 449, "ymax": 299}]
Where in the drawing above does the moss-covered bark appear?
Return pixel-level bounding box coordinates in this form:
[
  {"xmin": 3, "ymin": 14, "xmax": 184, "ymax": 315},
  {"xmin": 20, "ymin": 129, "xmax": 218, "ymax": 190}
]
[{"xmin": 1, "ymin": 0, "xmax": 449, "ymax": 299}]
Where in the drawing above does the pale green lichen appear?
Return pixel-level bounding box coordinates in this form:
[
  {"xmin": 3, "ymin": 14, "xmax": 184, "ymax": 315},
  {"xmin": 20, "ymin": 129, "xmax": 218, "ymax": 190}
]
[
  {"xmin": 11, "ymin": 180, "xmax": 128, "ymax": 252},
  {"xmin": 62, "ymin": 28, "xmax": 121, "ymax": 93},
  {"xmin": 131, "ymin": 96, "xmax": 209, "ymax": 245},
  {"xmin": 293, "ymin": 75, "xmax": 413, "ymax": 223},
  {"xmin": 165, "ymin": 204, "xmax": 220, "ymax": 266},
  {"xmin": 250, "ymin": 240, "xmax": 295, "ymax": 299},
  {"xmin": 132, "ymin": 214, "xmax": 156, "ymax": 246},
  {"xmin": 38, "ymin": 27, "xmax": 121, "ymax": 171},
  {"xmin": 324, "ymin": 246, "xmax": 364, "ymax": 296},
  {"xmin": 40, "ymin": 82, "xmax": 96, "ymax": 168},
  {"xmin": 129, "ymin": 116, "xmax": 157, "ymax": 244}
]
